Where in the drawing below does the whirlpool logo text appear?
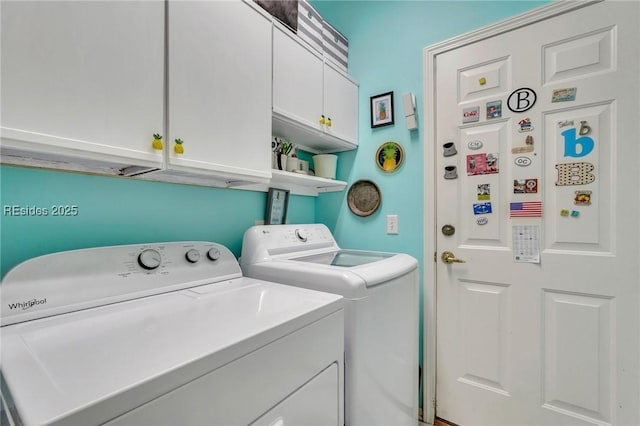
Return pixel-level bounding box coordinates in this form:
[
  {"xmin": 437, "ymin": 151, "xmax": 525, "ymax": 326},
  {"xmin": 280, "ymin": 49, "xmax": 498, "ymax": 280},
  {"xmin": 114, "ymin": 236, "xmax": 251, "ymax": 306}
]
[{"xmin": 7, "ymin": 298, "xmax": 47, "ymax": 311}]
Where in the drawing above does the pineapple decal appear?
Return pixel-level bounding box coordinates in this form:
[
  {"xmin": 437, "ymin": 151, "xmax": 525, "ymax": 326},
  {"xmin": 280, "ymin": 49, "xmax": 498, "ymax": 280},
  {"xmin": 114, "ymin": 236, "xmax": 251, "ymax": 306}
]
[
  {"xmin": 382, "ymin": 143, "xmax": 397, "ymax": 171},
  {"xmin": 174, "ymin": 138, "xmax": 184, "ymax": 154},
  {"xmin": 152, "ymin": 133, "xmax": 163, "ymax": 150}
]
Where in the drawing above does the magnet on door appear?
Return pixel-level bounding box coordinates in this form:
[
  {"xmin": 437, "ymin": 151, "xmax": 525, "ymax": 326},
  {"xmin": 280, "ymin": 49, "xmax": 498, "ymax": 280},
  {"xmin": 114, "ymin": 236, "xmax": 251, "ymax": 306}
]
[
  {"xmin": 574, "ymin": 190, "xmax": 592, "ymax": 205},
  {"xmin": 444, "ymin": 165, "xmax": 458, "ymax": 179},
  {"xmin": 443, "ymin": 142, "xmax": 457, "ymax": 157},
  {"xmin": 579, "ymin": 121, "xmax": 592, "ymax": 135}
]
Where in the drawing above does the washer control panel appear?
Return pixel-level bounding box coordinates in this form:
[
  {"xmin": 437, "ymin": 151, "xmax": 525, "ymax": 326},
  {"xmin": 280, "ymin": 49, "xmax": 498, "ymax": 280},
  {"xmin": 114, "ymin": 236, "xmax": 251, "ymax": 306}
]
[
  {"xmin": 124, "ymin": 243, "xmax": 230, "ymax": 276},
  {"xmin": 241, "ymin": 224, "xmax": 339, "ymax": 264},
  {"xmin": 1, "ymin": 241, "xmax": 242, "ymax": 326},
  {"xmin": 279, "ymin": 225, "xmax": 333, "ymax": 245}
]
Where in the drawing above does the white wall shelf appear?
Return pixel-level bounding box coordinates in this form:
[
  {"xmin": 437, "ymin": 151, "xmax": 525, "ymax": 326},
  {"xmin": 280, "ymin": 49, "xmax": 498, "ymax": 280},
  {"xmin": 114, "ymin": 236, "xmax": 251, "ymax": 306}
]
[{"xmin": 270, "ymin": 169, "xmax": 346, "ymax": 196}]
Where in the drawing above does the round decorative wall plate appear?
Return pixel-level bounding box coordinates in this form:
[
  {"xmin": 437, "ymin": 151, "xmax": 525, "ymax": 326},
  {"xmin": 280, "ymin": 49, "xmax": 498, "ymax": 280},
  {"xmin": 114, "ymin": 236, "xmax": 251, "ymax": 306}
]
[
  {"xmin": 347, "ymin": 179, "xmax": 381, "ymax": 217},
  {"xmin": 376, "ymin": 141, "xmax": 404, "ymax": 172}
]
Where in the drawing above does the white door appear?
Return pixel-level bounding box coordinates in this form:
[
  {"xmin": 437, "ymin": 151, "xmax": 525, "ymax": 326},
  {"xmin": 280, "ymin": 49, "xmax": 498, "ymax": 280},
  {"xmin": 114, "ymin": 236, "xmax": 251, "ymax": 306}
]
[{"xmin": 432, "ymin": 2, "xmax": 639, "ymax": 425}]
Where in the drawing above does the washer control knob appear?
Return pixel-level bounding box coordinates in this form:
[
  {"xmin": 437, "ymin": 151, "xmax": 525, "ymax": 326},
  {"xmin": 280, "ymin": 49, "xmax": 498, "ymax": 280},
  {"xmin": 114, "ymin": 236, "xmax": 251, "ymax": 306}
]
[
  {"xmin": 185, "ymin": 249, "xmax": 201, "ymax": 263},
  {"xmin": 207, "ymin": 248, "xmax": 221, "ymax": 261},
  {"xmin": 295, "ymin": 229, "xmax": 308, "ymax": 242},
  {"xmin": 138, "ymin": 249, "xmax": 161, "ymax": 270}
]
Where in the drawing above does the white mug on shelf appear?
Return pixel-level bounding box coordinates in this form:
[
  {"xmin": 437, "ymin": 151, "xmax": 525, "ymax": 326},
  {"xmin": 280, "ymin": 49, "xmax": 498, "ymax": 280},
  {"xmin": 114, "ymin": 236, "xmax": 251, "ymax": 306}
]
[{"xmin": 286, "ymin": 157, "xmax": 299, "ymax": 172}]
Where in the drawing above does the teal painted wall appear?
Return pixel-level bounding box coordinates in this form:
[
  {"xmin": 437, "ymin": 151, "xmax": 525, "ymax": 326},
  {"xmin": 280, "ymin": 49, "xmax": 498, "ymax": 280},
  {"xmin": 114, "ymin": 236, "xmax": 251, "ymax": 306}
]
[{"xmin": 0, "ymin": 165, "xmax": 315, "ymax": 277}]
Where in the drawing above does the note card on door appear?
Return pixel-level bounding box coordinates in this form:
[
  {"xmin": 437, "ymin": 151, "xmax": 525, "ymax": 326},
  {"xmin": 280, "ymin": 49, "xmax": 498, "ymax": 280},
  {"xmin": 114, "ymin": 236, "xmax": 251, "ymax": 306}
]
[{"xmin": 513, "ymin": 225, "xmax": 540, "ymax": 263}]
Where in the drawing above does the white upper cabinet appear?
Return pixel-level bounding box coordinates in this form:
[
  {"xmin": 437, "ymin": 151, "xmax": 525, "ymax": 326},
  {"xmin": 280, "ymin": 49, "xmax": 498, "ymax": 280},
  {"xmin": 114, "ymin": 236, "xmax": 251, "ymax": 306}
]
[
  {"xmin": 161, "ymin": 0, "xmax": 272, "ymax": 185},
  {"xmin": 273, "ymin": 26, "xmax": 324, "ymax": 134},
  {"xmin": 0, "ymin": 0, "xmax": 348, "ymax": 192},
  {"xmin": 0, "ymin": 1, "xmax": 164, "ymax": 175},
  {"xmin": 272, "ymin": 25, "xmax": 358, "ymax": 153},
  {"xmin": 322, "ymin": 62, "xmax": 358, "ymax": 145}
]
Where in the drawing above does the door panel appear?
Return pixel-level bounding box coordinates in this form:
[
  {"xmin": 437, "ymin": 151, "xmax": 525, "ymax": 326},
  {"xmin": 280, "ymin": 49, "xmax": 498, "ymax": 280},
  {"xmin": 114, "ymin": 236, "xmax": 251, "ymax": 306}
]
[
  {"xmin": 544, "ymin": 103, "xmax": 613, "ymax": 251},
  {"xmin": 542, "ymin": 28, "xmax": 615, "ymax": 84},
  {"xmin": 458, "ymin": 280, "xmax": 510, "ymax": 395},
  {"xmin": 434, "ymin": 2, "xmax": 639, "ymax": 425},
  {"xmin": 542, "ymin": 290, "xmax": 613, "ymax": 423},
  {"xmin": 458, "ymin": 57, "xmax": 511, "ymax": 103},
  {"xmin": 458, "ymin": 121, "xmax": 510, "ymax": 246}
]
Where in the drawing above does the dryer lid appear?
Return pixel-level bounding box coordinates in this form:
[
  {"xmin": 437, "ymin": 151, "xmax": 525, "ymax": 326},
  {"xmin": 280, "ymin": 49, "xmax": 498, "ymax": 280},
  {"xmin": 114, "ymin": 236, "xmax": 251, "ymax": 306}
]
[{"xmin": 1, "ymin": 278, "xmax": 342, "ymax": 426}]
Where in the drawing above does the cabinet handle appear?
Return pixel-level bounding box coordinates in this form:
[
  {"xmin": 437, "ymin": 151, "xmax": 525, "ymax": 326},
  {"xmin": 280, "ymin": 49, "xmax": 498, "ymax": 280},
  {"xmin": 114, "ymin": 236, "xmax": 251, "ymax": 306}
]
[
  {"xmin": 174, "ymin": 138, "xmax": 184, "ymax": 154},
  {"xmin": 319, "ymin": 115, "xmax": 326, "ymax": 125},
  {"xmin": 152, "ymin": 133, "xmax": 163, "ymax": 150}
]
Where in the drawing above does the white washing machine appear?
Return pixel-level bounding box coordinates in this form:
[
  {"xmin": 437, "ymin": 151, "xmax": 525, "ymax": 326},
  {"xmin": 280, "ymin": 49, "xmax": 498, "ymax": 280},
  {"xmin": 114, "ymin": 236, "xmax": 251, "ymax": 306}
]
[
  {"xmin": 0, "ymin": 241, "xmax": 344, "ymax": 426},
  {"xmin": 241, "ymin": 224, "xmax": 419, "ymax": 426}
]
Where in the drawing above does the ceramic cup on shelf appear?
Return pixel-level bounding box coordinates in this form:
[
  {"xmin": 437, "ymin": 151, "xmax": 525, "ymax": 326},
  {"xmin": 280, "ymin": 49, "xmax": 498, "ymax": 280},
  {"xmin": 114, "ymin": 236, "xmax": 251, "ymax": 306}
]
[
  {"xmin": 278, "ymin": 154, "xmax": 287, "ymax": 170},
  {"xmin": 298, "ymin": 160, "xmax": 309, "ymax": 174},
  {"xmin": 313, "ymin": 154, "xmax": 338, "ymax": 179},
  {"xmin": 286, "ymin": 157, "xmax": 299, "ymax": 172}
]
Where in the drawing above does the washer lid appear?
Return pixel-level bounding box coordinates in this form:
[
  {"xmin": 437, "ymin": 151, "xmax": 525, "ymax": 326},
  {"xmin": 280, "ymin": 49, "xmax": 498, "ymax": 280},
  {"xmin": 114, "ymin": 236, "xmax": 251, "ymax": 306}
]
[
  {"xmin": 292, "ymin": 250, "xmax": 394, "ymax": 267},
  {"xmin": 1, "ymin": 278, "xmax": 343, "ymax": 426}
]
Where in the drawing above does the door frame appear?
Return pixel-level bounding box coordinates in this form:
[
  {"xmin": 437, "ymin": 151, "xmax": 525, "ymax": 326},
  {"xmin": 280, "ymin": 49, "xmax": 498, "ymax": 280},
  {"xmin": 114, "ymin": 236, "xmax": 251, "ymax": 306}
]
[{"xmin": 421, "ymin": 1, "xmax": 601, "ymax": 423}]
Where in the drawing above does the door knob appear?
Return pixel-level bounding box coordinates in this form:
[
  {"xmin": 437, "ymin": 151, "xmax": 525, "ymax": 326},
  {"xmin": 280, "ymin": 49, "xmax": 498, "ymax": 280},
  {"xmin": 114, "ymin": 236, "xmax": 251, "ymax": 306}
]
[{"xmin": 441, "ymin": 251, "xmax": 466, "ymax": 264}]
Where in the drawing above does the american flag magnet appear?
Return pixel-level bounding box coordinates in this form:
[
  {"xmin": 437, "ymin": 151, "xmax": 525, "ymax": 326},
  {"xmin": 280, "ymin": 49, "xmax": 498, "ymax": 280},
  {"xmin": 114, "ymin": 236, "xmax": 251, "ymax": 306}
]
[{"xmin": 510, "ymin": 201, "xmax": 542, "ymax": 218}]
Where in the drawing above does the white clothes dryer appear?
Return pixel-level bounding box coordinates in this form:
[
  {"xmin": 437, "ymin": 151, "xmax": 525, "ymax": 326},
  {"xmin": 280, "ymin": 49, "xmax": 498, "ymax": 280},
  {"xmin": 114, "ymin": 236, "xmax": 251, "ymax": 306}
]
[
  {"xmin": 0, "ymin": 241, "xmax": 344, "ymax": 426},
  {"xmin": 241, "ymin": 224, "xmax": 419, "ymax": 426}
]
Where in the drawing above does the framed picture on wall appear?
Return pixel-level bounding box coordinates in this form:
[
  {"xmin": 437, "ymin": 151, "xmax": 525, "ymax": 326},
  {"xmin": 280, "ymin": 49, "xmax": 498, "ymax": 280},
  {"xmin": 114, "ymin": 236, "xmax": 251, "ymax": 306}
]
[
  {"xmin": 370, "ymin": 91, "xmax": 394, "ymax": 128},
  {"xmin": 265, "ymin": 188, "xmax": 290, "ymax": 225}
]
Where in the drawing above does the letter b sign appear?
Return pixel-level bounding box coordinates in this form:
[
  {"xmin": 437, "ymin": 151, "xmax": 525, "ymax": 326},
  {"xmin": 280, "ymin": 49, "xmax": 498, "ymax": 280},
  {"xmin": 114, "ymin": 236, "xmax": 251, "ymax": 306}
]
[
  {"xmin": 562, "ymin": 128, "xmax": 594, "ymax": 158},
  {"xmin": 507, "ymin": 88, "xmax": 537, "ymax": 113}
]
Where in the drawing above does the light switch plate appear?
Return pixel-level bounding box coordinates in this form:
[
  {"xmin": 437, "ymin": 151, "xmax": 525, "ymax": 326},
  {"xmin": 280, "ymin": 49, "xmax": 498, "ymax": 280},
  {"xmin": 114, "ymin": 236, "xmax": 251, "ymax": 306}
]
[{"xmin": 387, "ymin": 215, "xmax": 399, "ymax": 234}]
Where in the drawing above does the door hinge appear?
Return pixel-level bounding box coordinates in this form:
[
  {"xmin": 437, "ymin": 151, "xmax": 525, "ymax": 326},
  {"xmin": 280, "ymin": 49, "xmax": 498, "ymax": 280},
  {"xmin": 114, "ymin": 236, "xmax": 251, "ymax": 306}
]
[{"xmin": 434, "ymin": 251, "xmax": 437, "ymax": 262}]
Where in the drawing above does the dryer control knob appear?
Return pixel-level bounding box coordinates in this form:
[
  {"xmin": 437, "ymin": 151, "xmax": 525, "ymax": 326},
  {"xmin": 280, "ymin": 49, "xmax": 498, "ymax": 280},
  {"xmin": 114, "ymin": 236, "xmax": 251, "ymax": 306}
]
[
  {"xmin": 295, "ymin": 229, "xmax": 308, "ymax": 242},
  {"xmin": 185, "ymin": 249, "xmax": 201, "ymax": 263},
  {"xmin": 138, "ymin": 249, "xmax": 161, "ymax": 270},
  {"xmin": 207, "ymin": 248, "xmax": 221, "ymax": 261}
]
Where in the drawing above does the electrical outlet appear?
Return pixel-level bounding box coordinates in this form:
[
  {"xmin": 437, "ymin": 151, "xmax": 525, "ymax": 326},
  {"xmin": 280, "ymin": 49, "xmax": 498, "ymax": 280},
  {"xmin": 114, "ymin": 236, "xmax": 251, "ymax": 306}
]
[{"xmin": 386, "ymin": 215, "xmax": 399, "ymax": 234}]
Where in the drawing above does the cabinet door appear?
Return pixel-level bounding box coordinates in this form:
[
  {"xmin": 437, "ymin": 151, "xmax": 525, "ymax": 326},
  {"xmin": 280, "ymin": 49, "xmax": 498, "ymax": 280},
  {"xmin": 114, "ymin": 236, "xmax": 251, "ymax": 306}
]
[
  {"xmin": 168, "ymin": 1, "xmax": 272, "ymax": 180},
  {"xmin": 0, "ymin": 1, "xmax": 163, "ymax": 166},
  {"xmin": 273, "ymin": 26, "xmax": 324, "ymax": 131},
  {"xmin": 323, "ymin": 63, "xmax": 358, "ymax": 146}
]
